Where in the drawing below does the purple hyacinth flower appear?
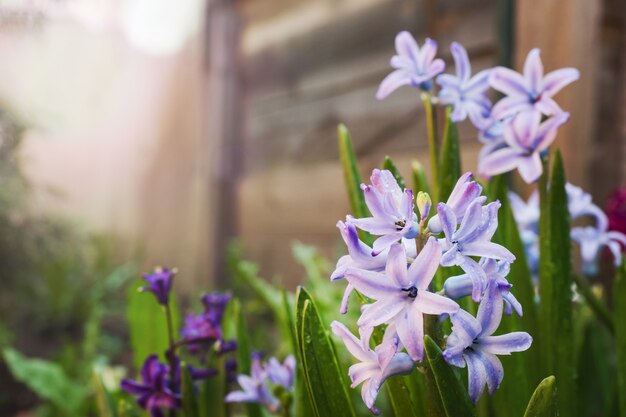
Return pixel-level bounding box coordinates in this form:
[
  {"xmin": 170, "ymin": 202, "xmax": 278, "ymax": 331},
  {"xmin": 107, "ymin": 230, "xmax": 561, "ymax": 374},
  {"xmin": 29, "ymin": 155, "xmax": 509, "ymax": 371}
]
[
  {"xmin": 509, "ymin": 190, "xmax": 539, "ymax": 232},
  {"xmin": 376, "ymin": 32, "xmax": 445, "ymax": 99},
  {"xmin": 571, "ymin": 226, "xmax": 626, "ymax": 275},
  {"xmin": 566, "ymin": 183, "xmax": 608, "ymax": 230},
  {"xmin": 490, "ymin": 48, "xmax": 580, "ymax": 119},
  {"xmin": 428, "ymin": 172, "xmax": 487, "ymax": 234},
  {"xmin": 180, "ymin": 313, "xmax": 222, "ymax": 355},
  {"xmin": 225, "ymin": 353, "xmax": 280, "ymax": 413},
  {"xmin": 437, "ymin": 42, "xmax": 493, "ymax": 124},
  {"xmin": 265, "ymin": 355, "xmax": 296, "ymax": 391},
  {"xmin": 479, "ymin": 110, "xmax": 569, "ymax": 183},
  {"xmin": 140, "ymin": 267, "xmax": 175, "ymax": 306},
  {"xmin": 437, "ymin": 200, "xmax": 515, "ymax": 302},
  {"xmin": 331, "ymin": 321, "xmax": 414, "ymax": 415},
  {"xmin": 443, "ymin": 285, "xmax": 532, "ymax": 404},
  {"xmin": 202, "ymin": 291, "xmax": 231, "ymax": 324},
  {"xmin": 344, "ymin": 239, "xmax": 459, "ymax": 361},
  {"xmin": 444, "ymin": 259, "xmax": 522, "ymax": 316},
  {"xmin": 121, "ymin": 355, "xmax": 181, "ymax": 417},
  {"xmin": 348, "ymin": 169, "xmax": 419, "ymax": 256}
]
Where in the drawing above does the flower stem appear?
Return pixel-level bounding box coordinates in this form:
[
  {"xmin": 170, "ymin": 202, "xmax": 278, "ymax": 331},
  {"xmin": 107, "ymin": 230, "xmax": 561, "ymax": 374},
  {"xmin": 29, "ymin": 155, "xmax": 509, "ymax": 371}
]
[
  {"xmin": 163, "ymin": 304, "xmax": 179, "ymax": 392},
  {"xmin": 572, "ymin": 273, "xmax": 614, "ymax": 334},
  {"xmin": 421, "ymin": 92, "xmax": 439, "ymax": 202}
]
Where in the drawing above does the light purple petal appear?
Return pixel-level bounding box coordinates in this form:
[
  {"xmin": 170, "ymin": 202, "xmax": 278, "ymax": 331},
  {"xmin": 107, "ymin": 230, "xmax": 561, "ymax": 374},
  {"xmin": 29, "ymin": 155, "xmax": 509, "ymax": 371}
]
[
  {"xmin": 386, "ymin": 243, "xmax": 410, "ymax": 289},
  {"xmin": 423, "ymin": 59, "xmax": 446, "ymax": 80},
  {"xmin": 409, "ymin": 237, "xmax": 442, "ymax": 289},
  {"xmin": 465, "ymin": 351, "xmax": 488, "ymax": 404},
  {"xmin": 418, "ymin": 38, "xmax": 439, "ymax": 70},
  {"xmin": 361, "ymin": 377, "xmax": 382, "ymax": 415},
  {"xmin": 479, "ymin": 147, "xmax": 524, "ymax": 178},
  {"xmin": 357, "ymin": 298, "xmax": 406, "ymax": 328},
  {"xmin": 225, "ymin": 390, "xmax": 258, "ymax": 403},
  {"xmin": 533, "ymin": 112, "xmax": 569, "ymax": 151},
  {"xmin": 349, "ymin": 362, "xmax": 379, "ymax": 387},
  {"xmin": 490, "ymin": 67, "xmax": 529, "ymax": 96},
  {"xmin": 444, "ymin": 274, "xmax": 473, "ymax": 299},
  {"xmin": 344, "ymin": 268, "xmax": 397, "ymax": 299},
  {"xmin": 465, "ymin": 69, "xmax": 493, "ymax": 96},
  {"xmin": 331, "ymin": 321, "xmax": 372, "ymax": 362},
  {"xmin": 395, "ymin": 31, "xmax": 420, "ymax": 62},
  {"xmin": 361, "ymin": 185, "xmax": 387, "ymax": 218},
  {"xmin": 340, "ymin": 283, "xmax": 354, "ymax": 314},
  {"xmin": 349, "ymin": 216, "xmax": 396, "ymax": 235},
  {"xmin": 451, "ymin": 309, "xmax": 482, "ymax": 344},
  {"xmin": 543, "ymin": 68, "xmax": 580, "ymax": 97},
  {"xmin": 457, "ymin": 256, "xmax": 487, "ymax": 302},
  {"xmin": 395, "ymin": 303, "xmax": 425, "ymax": 361},
  {"xmin": 376, "ymin": 70, "xmax": 412, "ymax": 100},
  {"xmin": 517, "ymin": 153, "xmax": 543, "ymax": 183},
  {"xmin": 440, "ymin": 245, "xmax": 461, "ymax": 267},
  {"xmin": 380, "ymin": 352, "xmax": 415, "ymax": 381},
  {"xmin": 475, "ymin": 350, "xmax": 504, "ymax": 395},
  {"xmin": 451, "ymin": 42, "xmax": 471, "ymax": 82},
  {"xmin": 491, "ymin": 96, "xmax": 533, "ymax": 120},
  {"xmin": 415, "ymin": 290, "xmax": 460, "ymax": 315},
  {"xmin": 476, "ymin": 283, "xmax": 504, "ymax": 337},
  {"xmin": 437, "ymin": 73, "xmax": 461, "ymax": 89},
  {"xmin": 510, "ymin": 109, "xmax": 541, "ymax": 150},
  {"xmin": 372, "ymin": 232, "xmax": 403, "ymax": 256},
  {"xmin": 437, "ymin": 203, "xmax": 458, "ymax": 241},
  {"xmin": 535, "ymin": 97, "xmax": 563, "ymax": 116},
  {"xmin": 478, "ymin": 332, "xmax": 533, "ymax": 355},
  {"xmin": 454, "ymin": 200, "xmax": 484, "ymax": 242},
  {"xmin": 523, "ymin": 48, "xmax": 543, "ymax": 94},
  {"xmin": 502, "ymin": 291, "xmax": 523, "ymax": 317},
  {"xmin": 462, "ymin": 242, "xmax": 515, "ymax": 262}
]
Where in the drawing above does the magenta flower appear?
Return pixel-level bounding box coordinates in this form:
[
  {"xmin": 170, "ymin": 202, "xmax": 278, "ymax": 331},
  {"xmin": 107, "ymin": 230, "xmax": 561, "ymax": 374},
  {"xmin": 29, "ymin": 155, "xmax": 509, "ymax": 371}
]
[
  {"xmin": 437, "ymin": 42, "xmax": 492, "ymax": 124},
  {"xmin": 478, "ymin": 110, "xmax": 569, "ymax": 183},
  {"xmin": 490, "ymin": 48, "xmax": 579, "ymax": 119},
  {"xmin": 427, "ymin": 172, "xmax": 486, "ymax": 234},
  {"xmin": 607, "ymin": 187, "xmax": 626, "ymax": 235},
  {"xmin": 121, "ymin": 355, "xmax": 181, "ymax": 417},
  {"xmin": 140, "ymin": 267, "xmax": 175, "ymax": 306},
  {"xmin": 347, "ymin": 169, "xmax": 419, "ymax": 256},
  {"xmin": 443, "ymin": 284, "xmax": 532, "ymax": 404},
  {"xmin": 331, "ymin": 321, "xmax": 414, "ymax": 415},
  {"xmin": 437, "ymin": 200, "xmax": 515, "ymax": 302},
  {"xmin": 344, "ymin": 239, "xmax": 459, "ymax": 361},
  {"xmin": 376, "ymin": 32, "xmax": 445, "ymax": 99}
]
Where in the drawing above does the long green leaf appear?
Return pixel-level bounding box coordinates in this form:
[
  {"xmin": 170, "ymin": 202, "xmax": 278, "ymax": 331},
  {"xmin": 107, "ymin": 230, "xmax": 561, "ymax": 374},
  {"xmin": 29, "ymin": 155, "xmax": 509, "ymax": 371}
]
[
  {"xmin": 338, "ymin": 124, "xmax": 368, "ymax": 219},
  {"xmin": 127, "ymin": 280, "xmax": 180, "ymax": 370},
  {"xmin": 382, "ymin": 156, "xmax": 406, "ymax": 189},
  {"xmin": 2, "ymin": 348, "xmax": 86, "ymax": 414},
  {"xmin": 615, "ymin": 257, "xmax": 626, "ymax": 417},
  {"xmin": 523, "ymin": 376, "xmax": 558, "ymax": 417},
  {"xmin": 411, "ymin": 160, "xmax": 431, "ymax": 196},
  {"xmin": 234, "ymin": 299, "xmax": 264, "ymax": 417},
  {"xmin": 421, "ymin": 93, "xmax": 440, "ymax": 202},
  {"xmin": 199, "ymin": 357, "xmax": 227, "ymax": 417},
  {"xmin": 538, "ymin": 150, "xmax": 575, "ymax": 416},
  {"xmin": 424, "ymin": 336, "xmax": 475, "ymax": 417},
  {"xmin": 181, "ymin": 364, "xmax": 199, "ymax": 417},
  {"xmin": 296, "ymin": 287, "xmax": 356, "ymax": 417},
  {"xmin": 438, "ymin": 108, "xmax": 461, "ymax": 203},
  {"xmin": 92, "ymin": 369, "xmax": 118, "ymax": 417}
]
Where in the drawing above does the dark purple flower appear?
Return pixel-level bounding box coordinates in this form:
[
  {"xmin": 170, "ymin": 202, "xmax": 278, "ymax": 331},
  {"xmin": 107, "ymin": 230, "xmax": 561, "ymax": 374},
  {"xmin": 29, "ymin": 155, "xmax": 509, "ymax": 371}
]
[
  {"xmin": 180, "ymin": 313, "xmax": 222, "ymax": 356},
  {"xmin": 202, "ymin": 291, "xmax": 231, "ymax": 324},
  {"xmin": 140, "ymin": 267, "xmax": 175, "ymax": 306},
  {"xmin": 121, "ymin": 355, "xmax": 181, "ymax": 417}
]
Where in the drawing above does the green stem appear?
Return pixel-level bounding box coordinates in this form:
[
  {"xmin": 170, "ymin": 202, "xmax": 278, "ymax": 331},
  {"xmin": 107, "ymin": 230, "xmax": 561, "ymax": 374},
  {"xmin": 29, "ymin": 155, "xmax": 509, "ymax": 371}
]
[
  {"xmin": 421, "ymin": 92, "xmax": 439, "ymax": 202},
  {"xmin": 572, "ymin": 273, "xmax": 614, "ymax": 334}
]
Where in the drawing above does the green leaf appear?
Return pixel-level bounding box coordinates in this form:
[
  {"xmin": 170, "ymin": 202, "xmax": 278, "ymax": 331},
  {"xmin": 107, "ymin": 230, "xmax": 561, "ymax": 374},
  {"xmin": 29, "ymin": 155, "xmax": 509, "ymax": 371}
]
[
  {"xmin": 181, "ymin": 363, "xmax": 199, "ymax": 417},
  {"xmin": 411, "ymin": 160, "xmax": 431, "ymax": 195},
  {"xmin": 421, "ymin": 93, "xmax": 440, "ymax": 202},
  {"xmin": 126, "ymin": 280, "xmax": 180, "ymax": 370},
  {"xmin": 295, "ymin": 287, "xmax": 356, "ymax": 417},
  {"xmin": 2, "ymin": 348, "xmax": 86, "ymax": 414},
  {"xmin": 198, "ymin": 357, "xmax": 227, "ymax": 417},
  {"xmin": 234, "ymin": 299, "xmax": 264, "ymax": 417},
  {"xmin": 523, "ymin": 376, "xmax": 558, "ymax": 417},
  {"xmin": 615, "ymin": 257, "xmax": 626, "ymax": 417},
  {"xmin": 381, "ymin": 156, "xmax": 406, "ymax": 189},
  {"xmin": 538, "ymin": 150, "xmax": 575, "ymax": 416},
  {"xmin": 423, "ymin": 336, "xmax": 475, "ymax": 417},
  {"xmin": 385, "ymin": 375, "xmax": 421, "ymax": 417},
  {"xmin": 438, "ymin": 108, "xmax": 461, "ymax": 203},
  {"xmin": 92, "ymin": 369, "xmax": 118, "ymax": 417},
  {"xmin": 338, "ymin": 124, "xmax": 368, "ymax": 219}
]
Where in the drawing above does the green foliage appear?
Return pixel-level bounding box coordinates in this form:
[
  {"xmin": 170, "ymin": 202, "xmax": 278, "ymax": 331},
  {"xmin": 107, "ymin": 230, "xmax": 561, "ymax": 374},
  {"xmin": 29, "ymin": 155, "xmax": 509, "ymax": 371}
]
[
  {"xmin": 538, "ymin": 151, "xmax": 575, "ymax": 417},
  {"xmin": 381, "ymin": 156, "xmax": 406, "ymax": 190},
  {"xmin": 411, "ymin": 160, "xmax": 431, "ymax": 197},
  {"xmin": 615, "ymin": 257, "xmax": 626, "ymax": 417},
  {"xmin": 523, "ymin": 376, "xmax": 558, "ymax": 417},
  {"xmin": 295, "ymin": 287, "xmax": 356, "ymax": 417},
  {"xmin": 2, "ymin": 348, "xmax": 86, "ymax": 415},
  {"xmin": 182, "ymin": 364, "xmax": 200, "ymax": 417},
  {"xmin": 338, "ymin": 124, "xmax": 368, "ymax": 219},
  {"xmin": 438, "ymin": 108, "xmax": 461, "ymax": 203},
  {"xmin": 126, "ymin": 280, "xmax": 180, "ymax": 370},
  {"xmin": 424, "ymin": 336, "xmax": 475, "ymax": 417}
]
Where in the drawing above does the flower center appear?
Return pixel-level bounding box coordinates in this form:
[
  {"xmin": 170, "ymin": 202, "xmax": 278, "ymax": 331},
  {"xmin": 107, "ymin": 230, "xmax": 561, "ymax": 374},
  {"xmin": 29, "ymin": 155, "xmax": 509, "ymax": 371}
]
[
  {"xmin": 402, "ymin": 286, "xmax": 418, "ymax": 298},
  {"xmin": 395, "ymin": 220, "xmax": 406, "ymax": 231}
]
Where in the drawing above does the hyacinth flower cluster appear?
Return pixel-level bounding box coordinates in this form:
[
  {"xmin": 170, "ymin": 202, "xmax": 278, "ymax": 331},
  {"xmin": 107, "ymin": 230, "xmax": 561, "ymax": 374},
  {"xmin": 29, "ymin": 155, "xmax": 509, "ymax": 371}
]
[
  {"xmin": 510, "ymin": 183, "xmax": 626, "ymax": 277},
  {"xmin": 331, "ymin": 170, "xmax": 532, "ymax": 412},
  {"xmin": 225, "ymin": 353, "xmax": 296, "ymax": 414},
  {"xmin": 121, "ymin": 267, "xmax": 236, "ymax": 417},
  {"xmin": 377, "ymin": 31, "xmax": 577, "ymax": 185}
]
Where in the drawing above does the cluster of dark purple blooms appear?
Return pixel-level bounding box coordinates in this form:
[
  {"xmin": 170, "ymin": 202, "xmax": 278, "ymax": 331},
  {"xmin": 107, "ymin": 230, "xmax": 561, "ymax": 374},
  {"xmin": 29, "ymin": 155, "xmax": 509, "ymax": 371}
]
[
  {"xmin": 120, "ymin": 267, "xmax": 236, "ymax": 417},
  {"xmin": 331, "ymin": 170, "xmax": 532, "ymax": 413}
]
